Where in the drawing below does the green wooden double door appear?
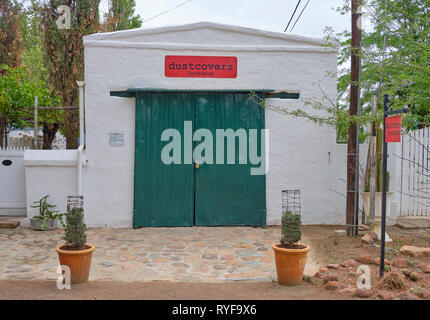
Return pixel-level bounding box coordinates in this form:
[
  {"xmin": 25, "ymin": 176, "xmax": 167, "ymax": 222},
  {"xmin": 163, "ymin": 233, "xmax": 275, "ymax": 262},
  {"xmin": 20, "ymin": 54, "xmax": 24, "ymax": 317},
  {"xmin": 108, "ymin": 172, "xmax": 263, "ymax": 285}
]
[{"xmin": 134, "ymin": 92, "xmax": 266, "ymax": 227}]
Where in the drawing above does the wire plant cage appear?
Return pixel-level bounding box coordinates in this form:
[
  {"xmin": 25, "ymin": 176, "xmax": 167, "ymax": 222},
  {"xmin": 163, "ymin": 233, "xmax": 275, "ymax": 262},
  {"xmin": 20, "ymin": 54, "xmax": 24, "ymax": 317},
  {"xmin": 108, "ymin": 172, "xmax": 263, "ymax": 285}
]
[
  {"xmin": 67, "ymin": 195, "xmax": 83, "ymax": 212},
  {"xmin": 64, "ymin": 195, "xmax": 86, "ymax": 251},
  {"xmin": 282, "ymin": 190, "xmax": 301, "ymax": 215}
]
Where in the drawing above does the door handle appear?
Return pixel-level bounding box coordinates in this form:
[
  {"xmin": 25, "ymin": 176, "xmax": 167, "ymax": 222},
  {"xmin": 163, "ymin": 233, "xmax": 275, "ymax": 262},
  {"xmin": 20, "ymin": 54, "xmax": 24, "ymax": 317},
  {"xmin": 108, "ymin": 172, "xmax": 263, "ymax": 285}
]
[{"xmin": 194, "ymin": 161, "xmax": 200, "ymax": 169}]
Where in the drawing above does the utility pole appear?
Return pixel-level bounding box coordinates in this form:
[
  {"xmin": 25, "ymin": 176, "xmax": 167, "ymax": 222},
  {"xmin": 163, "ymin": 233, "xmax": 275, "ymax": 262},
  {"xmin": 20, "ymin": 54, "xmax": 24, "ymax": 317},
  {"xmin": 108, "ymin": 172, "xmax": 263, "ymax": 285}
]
[{"xmin": 346, "ymin": 0, "xmax": 362, "ymax": 237}]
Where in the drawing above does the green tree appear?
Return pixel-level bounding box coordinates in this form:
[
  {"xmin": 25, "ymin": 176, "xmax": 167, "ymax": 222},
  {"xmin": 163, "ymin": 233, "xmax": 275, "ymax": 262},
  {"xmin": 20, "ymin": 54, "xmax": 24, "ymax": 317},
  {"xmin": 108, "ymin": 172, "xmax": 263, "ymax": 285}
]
[
  {"xmin": 21, "ymin": 0, "xmax": 48, "ymax": 83},
  {"xmin": 40, "ymin": 0, "xmax": 100, "ymax": 149},
  {"xmin": 333, "ymin": 0, "xmax": 430, "ymax": 135},
  {"xmin": 262, "ymin": 0, "xmax": 430, "ymax": 143},
  {"xmin": 0, "ymin": 65, "xmax": 62, "ymax": 148},
  {"xmin": 0, "ymin": 0, "xmax": 24, "ymax": 73},
  {"xmin": 104, "ymin": 0, "xmax": 142, "ymax": 31}
]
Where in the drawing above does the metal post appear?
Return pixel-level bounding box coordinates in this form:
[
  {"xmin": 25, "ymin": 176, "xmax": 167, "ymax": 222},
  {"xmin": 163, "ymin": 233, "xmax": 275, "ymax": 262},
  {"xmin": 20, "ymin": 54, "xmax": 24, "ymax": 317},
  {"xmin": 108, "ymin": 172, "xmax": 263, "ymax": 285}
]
[
  {"xmin": 379, "ymin": 97, "xmax": 409, "ymax": 278},
  {"xmin": 76, "ymin": 81, "xmax": 85, "ymax": 197},
  {"xmin": 369, "ymin": 96, "xmax": 377, "ymax": 225},
  {"xmin": 34, "ymin": 96, "xmax": 38, "ymax": 149},
  {"xmin": 379, "ymin": 94, "xmax": 389, "ymax": 278},
  {"xmin": 77, "ymin": 81, "xmax": 85, "ymax": 146}
]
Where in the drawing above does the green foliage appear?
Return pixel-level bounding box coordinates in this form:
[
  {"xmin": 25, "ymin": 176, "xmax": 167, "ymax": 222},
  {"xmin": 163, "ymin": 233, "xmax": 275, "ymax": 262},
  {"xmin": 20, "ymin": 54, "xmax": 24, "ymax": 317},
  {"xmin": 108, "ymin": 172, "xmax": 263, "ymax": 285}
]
[
  {"xmin": 302, "ymin": 275, "xmax": 314, "ymax": 284},
  {"xmin": 64, "ymin": 207, "xmax": 87, "ymax": 249},
  {"xmin": 333, "ymin": 0, "xmax": 430, "ymax": 131},
  {"xmin": 280, "ymin": 210, "xmax": 302, "ymax": 247},
  {"xmin": 40, "ymin": 0, "xmax": 101, "ymax": 149},
  {"xmin": 21, "ymin": 0, "xmax": 48, "ymax": 83},
  {"xmin": 252, "ymin": 0, "xmax": 430, "ymax": 142},
  {"xmin": 30, "ymin": 194, "xmax": 65, "ymax": 229},
  {"xmin": 248, "ymin": 90, "xmax": 381, "ymax": 145},
  {"xmin": 104, "ymin": 0, "xmax": 142, "ymax": 31},
  {"xmin": 0, "ymin": 65, "xmax": 62, "ymax": 143},
  {"xmin": 2, "ymin": 1, "xmax": 144, "ymax": 149},
  {"xmin": 0, "ymin": 0, "xmax": 23, "ymax": 70}
]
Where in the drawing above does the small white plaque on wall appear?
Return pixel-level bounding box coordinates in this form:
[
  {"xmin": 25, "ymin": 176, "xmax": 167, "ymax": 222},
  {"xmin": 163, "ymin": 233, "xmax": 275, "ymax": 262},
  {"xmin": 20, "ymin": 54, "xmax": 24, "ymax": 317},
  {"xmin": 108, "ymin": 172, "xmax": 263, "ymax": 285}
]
[{"xmin": 109, "ymin": 133, "xmax": 124, "ymax": 147}]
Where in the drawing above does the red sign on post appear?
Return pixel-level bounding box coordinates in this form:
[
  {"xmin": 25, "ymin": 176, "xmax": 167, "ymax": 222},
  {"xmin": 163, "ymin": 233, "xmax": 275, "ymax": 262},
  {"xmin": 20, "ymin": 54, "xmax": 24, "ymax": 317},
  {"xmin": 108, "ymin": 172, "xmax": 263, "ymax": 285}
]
[
  {"xmin": 165, "ymin": 55, "xmax": 237, "ymax": 78},
  {"xmin": 385, "ymin": 115, "xmax": 402, "ymax": 143}
]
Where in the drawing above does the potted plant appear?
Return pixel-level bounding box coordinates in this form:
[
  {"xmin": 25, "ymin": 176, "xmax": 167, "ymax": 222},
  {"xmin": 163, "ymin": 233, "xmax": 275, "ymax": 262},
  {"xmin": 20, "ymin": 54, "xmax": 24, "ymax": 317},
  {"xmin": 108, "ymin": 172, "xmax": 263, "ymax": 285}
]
[
  {"xmin": 272, "ymin": 210, "xmax": 309, "ymax": 285},
  {"xmin": 30, "ymin": 195, "xmax": 65, "ymax": 231},
  {"xmin": 56, "ymin": 207, "xmax": 94, "ymax": 284}
]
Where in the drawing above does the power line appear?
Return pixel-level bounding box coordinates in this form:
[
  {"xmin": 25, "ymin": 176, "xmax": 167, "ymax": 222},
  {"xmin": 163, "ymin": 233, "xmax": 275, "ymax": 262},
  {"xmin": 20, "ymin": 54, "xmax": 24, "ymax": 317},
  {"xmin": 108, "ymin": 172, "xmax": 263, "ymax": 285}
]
[
  {"xmin": 290, "ymin": 0, "xmax": 310, "ymax": 32},
  {"xmin": 284, "ymin": 0, "xmax": 301, "ymax": 32},
  {"xmin": 141, "ymin": 0, "xmax": 193, "ymax": 24}
]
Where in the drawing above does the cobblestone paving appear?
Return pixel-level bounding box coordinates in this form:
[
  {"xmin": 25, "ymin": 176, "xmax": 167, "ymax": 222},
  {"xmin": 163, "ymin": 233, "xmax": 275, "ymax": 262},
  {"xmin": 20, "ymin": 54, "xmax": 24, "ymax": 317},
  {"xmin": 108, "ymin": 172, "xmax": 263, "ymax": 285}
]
[{"xmin": 0, "ymin": 226, "xmax": 319, "ymax": 282}]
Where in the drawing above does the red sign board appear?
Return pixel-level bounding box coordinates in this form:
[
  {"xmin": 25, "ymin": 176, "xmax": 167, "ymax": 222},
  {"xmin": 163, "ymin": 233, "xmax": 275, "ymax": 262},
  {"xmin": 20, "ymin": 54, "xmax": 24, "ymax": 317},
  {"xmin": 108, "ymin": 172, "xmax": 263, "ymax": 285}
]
[
  {"xmin": 165, "ymin": 55, "xmax": 237, "ymax": 78},
  {"xmin": 385, "ymin": 115, "xmax": 402, "ymax": 143}
]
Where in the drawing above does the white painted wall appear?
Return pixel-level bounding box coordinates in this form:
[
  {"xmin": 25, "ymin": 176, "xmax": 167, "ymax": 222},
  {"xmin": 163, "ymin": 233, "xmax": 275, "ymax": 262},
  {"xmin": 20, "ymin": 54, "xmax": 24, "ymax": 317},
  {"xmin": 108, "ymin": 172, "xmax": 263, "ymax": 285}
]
[
  {"xmin": 392, "ymin": 140, "xmax": 407, "ymax": 218},
  {"xmin": 83, "ymin": 22, "xmax": 339, "ymax": 227},
  {"xmin": 0, "ymin": 147, "xmax": 27, "ymax": 216},
  {"xmin": 24, "ymin": 150, "xmax": 86, "ymax": 223},
  {"xmin": 332, "ymin": 142, "xmax": 400, "ymax": 226}
]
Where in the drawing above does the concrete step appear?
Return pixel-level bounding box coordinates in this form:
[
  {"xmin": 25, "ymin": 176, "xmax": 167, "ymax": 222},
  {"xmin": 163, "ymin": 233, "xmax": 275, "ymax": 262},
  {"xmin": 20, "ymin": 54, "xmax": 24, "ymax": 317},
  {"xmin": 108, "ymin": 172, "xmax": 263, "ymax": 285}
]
[
  {"xmin": 397, "ymin": 216, "xmax": 430, "ymax": 229},
  {"xmin": 0, "ymin": 220, "xmax": 20, "ymax": 228},
  {"xmin": 0, "ymin": 216, "xmax": 29, "ymax": 228}
]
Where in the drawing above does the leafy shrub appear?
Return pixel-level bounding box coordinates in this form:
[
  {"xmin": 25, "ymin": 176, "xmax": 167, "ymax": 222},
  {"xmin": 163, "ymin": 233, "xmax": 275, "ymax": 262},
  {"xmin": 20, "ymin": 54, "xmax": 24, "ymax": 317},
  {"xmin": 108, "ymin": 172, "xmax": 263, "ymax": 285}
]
[
  {"xmin": 30, "ymin": 194, "xmax": 65, "ymax": 229},
  {"xmin": 280, "ymin": 210, "xmax": 302, "ymax": 248},
  {"xmin": 64, "ymin": 208, "xmax": 87, "ymax": 250}
]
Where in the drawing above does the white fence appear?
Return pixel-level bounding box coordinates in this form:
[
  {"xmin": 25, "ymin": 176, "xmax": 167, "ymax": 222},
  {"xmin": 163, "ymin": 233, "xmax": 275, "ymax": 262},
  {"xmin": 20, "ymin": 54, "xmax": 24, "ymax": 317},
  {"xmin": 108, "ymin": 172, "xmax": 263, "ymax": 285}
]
[
  {"xmin": 397, "ymin": 127, "xmax": 430, "ymax": 217},
  {"xmin": 0, "ymin": 146, "xmax": 28, "ymax": 216}
]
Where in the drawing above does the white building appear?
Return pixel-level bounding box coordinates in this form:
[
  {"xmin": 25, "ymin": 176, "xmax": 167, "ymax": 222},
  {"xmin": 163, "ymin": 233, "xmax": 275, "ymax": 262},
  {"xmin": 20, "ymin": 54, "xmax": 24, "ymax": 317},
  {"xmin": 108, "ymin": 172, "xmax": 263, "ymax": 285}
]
[{"xmin": 22, "ymin": 22, "xmax": 401, "ymax": 228}]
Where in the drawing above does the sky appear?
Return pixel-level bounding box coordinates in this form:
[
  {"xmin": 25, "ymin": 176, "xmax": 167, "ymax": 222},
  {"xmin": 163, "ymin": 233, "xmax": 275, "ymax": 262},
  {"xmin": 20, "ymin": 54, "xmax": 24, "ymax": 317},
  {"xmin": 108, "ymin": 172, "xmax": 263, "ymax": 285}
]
[{"xmin": 130, "ymin": 0, "xmax": 351, "ymax": 39}]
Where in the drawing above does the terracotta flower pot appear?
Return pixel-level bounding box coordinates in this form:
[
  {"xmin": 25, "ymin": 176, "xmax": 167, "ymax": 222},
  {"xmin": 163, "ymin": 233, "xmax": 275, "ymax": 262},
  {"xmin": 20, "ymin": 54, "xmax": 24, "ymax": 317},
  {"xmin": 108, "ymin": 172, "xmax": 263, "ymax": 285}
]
[
  {"xmin": 56, "ymin": 244, "xmax": 94, "ymax": 284},
  {"xmin": 272, "ymin": 243, "xmax": 309, "ymax": 286}
]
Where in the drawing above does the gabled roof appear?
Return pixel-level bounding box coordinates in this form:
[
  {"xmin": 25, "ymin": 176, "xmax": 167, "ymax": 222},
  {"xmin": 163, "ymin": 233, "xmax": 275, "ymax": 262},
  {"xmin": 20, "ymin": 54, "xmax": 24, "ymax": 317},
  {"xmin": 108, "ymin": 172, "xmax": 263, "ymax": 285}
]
[{"xmin": 84, "ymin": 21, "xmax": 327, "ymax": 47}]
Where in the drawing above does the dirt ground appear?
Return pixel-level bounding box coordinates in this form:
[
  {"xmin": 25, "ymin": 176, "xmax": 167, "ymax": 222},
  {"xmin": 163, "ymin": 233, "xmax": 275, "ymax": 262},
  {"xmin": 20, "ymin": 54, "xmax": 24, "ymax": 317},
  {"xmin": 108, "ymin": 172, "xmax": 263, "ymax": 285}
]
[
  {"xmin": 0, "ymin": 280, "xmax": 348, "ymax": 300},
  {"xmin": 305, "ymin": 225, "xmax": 430, "ymax": 265},
  {"xmin": 303, "ymin": 225, "xmax": 430, "ymax": 299}
]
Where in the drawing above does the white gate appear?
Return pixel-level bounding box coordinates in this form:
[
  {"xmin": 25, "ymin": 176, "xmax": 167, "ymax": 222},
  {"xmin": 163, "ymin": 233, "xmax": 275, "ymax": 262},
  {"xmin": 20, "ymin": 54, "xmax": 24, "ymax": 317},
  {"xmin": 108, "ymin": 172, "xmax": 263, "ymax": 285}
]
[
  {"xmin": 0, "ymin": 146, "xmax": 28, "ymax": 216},
  {"xmin": 397, "ymin": 127, "xmax": 430, "ymax": 217}
]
